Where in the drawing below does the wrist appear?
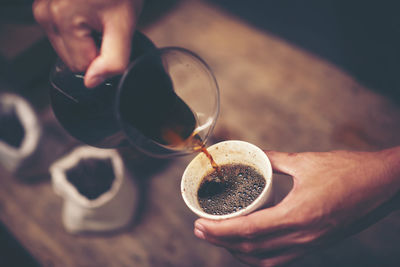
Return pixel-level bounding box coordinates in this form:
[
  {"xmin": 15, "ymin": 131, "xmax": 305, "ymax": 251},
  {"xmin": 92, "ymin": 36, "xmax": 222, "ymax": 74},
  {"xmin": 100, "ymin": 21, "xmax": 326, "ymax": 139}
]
[
  {"xmin": 373, "ymin": 146, "xmax": 400, "ymax": 213},
  {"xmin": 377, "ymin": 146, "xmax": 400, "ymax": 195}
]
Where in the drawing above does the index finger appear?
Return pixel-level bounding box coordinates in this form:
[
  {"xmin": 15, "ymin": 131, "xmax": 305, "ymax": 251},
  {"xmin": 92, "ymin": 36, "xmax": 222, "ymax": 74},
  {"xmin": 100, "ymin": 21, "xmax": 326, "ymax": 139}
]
[
  {"xmin": 84, "ymin": 10, "xmax": 135, "ymax": 87},
  {"xmin": 60, "ymin": 29, "xmax": 98, "ymax": 72}
]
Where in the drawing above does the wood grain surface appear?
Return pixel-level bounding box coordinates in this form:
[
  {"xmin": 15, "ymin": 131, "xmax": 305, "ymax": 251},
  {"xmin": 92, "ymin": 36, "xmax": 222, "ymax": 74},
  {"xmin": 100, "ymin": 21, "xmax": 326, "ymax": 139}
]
[{"xmin": 0, "ymin": 1, "xmax": 399, "ymax": 266}]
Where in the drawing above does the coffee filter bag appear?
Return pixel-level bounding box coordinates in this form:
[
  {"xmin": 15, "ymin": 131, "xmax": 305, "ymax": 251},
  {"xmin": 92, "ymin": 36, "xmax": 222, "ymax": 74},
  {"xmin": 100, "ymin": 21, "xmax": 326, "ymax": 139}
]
[
  {"xmin": 0, "ymin": 93, "xmax": 42, "ymax": 174},
  {"xmin": 50, "ymin": 146, "xmax": 138, "ymax": 234}
]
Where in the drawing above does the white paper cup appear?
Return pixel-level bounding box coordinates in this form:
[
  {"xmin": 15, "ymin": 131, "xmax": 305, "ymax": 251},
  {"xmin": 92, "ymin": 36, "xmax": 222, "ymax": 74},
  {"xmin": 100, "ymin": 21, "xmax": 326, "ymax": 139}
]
[{"xmin": 181, "ymin": 140, "xmax": 273, "ymax": 220}]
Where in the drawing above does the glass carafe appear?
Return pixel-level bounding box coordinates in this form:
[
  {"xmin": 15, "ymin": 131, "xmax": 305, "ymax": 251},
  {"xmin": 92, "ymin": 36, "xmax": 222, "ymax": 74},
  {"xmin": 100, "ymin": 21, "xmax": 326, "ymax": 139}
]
[{"xmin": 50, "ymin": 32, "xmax": 219, "ymax": 157}]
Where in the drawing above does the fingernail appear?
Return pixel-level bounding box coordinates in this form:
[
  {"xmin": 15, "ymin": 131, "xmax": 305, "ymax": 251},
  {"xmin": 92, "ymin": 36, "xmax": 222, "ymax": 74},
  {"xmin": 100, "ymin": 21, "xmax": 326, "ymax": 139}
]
[
  {"xmin": 86, "ymin": 76, "xmax": 105, "ymax": 88},
  {"xmin": 194, "ymin": 228, "xmax": 205, "ymax": 239}
]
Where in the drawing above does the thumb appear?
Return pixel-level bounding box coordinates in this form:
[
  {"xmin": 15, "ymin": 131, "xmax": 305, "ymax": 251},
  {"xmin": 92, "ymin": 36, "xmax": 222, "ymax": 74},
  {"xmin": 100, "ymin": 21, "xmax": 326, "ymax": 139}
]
[
  {"xmin": 84, "ymin": 14, "xmax": 135, "ymax": 88},
  {"xmin": 264, "ymin": 150, "xmax": 300, "ymax": 176}
]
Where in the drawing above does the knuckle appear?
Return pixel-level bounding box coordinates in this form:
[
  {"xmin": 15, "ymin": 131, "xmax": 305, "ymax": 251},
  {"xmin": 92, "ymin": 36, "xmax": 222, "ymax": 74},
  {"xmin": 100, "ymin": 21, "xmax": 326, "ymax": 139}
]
[
  {"xmin": 49, "ymin": 0, "xmax": 67, "ymax": 16},
  {"xmin": 295, "ymin": 235, "xmax": 313, "ymax": 246},
  {"xmin": 294, "ymin": 231, "xmax": 320, "ymax": 247},
  {"xmin": 237, "ymin": 241, "xmax": 255, "ymax": 254},
  {"xmin": 240, "ymin": 220, "xmax": 257, "ymax": 239},
  {"xmin": 71, "ymin": 16, "xmax": 88, "ymax": 31},
  {"xmin": 70, "ymin": 24, "xmax": 91, "ymax": 38},
  {"xmin": 49, "ymin": 0, "xmax": 72, "ymax": 24},
  {"xmin": 32, "ymin": 0, "xmax": 49, "ymax": 25}
]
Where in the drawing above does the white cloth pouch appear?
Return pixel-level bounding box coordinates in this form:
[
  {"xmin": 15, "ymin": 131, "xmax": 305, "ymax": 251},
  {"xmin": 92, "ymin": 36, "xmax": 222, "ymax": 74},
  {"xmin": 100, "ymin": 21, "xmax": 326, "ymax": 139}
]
[
  {"xmin": 0, "ymin": 93, "xmax": 42, "ymax": 175},
  {"xmin": 50, "ymin": 146, "xmax": 138, "ymax": 234}
]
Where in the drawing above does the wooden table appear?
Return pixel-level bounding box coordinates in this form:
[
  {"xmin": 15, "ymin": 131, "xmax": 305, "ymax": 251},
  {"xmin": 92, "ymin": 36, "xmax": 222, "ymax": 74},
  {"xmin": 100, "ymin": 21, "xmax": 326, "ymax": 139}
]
[{"xmin": 1, "ymin": 1, "xmax": 400, "ymax": 266}]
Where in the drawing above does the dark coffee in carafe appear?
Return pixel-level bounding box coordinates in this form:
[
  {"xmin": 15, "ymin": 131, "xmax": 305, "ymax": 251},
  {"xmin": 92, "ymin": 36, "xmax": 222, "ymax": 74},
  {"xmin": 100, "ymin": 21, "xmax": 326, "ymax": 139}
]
[{"xmin": 50, "ymin": 32, "xmax": 198, "ymax": 152}]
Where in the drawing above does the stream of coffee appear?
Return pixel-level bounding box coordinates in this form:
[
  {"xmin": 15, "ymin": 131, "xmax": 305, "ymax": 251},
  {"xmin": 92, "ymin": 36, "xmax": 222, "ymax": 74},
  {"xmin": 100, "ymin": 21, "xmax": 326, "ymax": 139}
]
[
  {"xmin": 195, "ymin": 138, "xmax": 221, "ymax": 175},
  {"xmin": 159, "ymin": 128, "xmax": 221, "ymax": 178},
  {"xmin": 186, "ymin": 133, "xmax": 222, "ymax": 179},
  {"xmin": 115, "ymin": 54, "xmax": 221, "ymax": 175}
]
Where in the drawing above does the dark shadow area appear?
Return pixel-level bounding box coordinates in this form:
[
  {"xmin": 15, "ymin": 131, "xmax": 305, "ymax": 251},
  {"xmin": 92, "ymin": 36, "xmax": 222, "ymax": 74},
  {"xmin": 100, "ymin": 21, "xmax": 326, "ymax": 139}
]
[
  {"xmin": 0, "ymin": 222, "xmax": 41, "ymax": 267},
  {"xmin": 207, "ymin": 0, "xmax": 400, "ymax": 104},
  {"xmin": 118, "ymin": 147, "xmax": 172, "ymax": 228},
  {"xmin": 5, "ymin": 38, "xmax": 56, "ymax": 108},
  {"xmin": 0, "ymin": 0, "xmax": 35, "ymax": 24},
  {"xmin": 0, "ymin": 39, "xmax": 57, "ymax": 111},
  {"xmin": 139, "ymin": 0, "xmax": 181, "ymax": 28}
]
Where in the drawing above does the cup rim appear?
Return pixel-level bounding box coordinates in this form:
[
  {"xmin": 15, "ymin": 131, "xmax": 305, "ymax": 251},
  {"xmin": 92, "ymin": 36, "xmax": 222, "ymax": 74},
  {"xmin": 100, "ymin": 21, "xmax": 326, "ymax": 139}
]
[{"xmin": 181, "ymin": 140, "xmax": 273, "ymax": 220}]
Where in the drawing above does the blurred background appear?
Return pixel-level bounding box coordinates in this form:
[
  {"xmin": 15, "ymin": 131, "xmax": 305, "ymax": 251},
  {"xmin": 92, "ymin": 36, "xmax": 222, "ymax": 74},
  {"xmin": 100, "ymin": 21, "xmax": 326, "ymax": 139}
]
[
  {"xmin": 2, "ymin": 0, "xmax": 399, "ymax": 107},
  {"xmin": 207, "ymin": 0, "xmax": 400, "ymax": 104}
]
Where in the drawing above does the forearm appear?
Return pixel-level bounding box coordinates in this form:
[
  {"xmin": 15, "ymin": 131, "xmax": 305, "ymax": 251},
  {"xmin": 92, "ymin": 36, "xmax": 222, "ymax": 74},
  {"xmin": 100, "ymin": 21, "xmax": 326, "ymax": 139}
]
[{"xmin": 376, "ymin": 146, "xmax": 400, "ymax": 189}]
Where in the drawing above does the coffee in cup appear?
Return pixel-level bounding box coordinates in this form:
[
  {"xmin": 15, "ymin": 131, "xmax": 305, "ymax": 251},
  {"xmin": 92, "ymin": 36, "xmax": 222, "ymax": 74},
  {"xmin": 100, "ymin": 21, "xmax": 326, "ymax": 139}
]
[
  {"xmin": 181, "ymin": 140, "xmax": 273, "ymax": 220},
  {"xmin": 197, "ymin": 163, "xmax": 266, "ymax": 215}
]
